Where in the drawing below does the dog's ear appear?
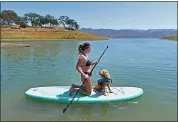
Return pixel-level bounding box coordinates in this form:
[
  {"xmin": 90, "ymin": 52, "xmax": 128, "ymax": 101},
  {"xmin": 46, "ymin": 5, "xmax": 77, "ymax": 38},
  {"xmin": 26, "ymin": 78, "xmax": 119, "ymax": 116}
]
[
  {"xmin": 99, "ymin": 70, "xmax": 104, "ymax": 77},
  {"xmin": 105, "ymin": 69, "xmax": 109, "ymax": 73},
  {"xmin": 104, "ymin": 70, "xmax": 111, "ymax": 79},
  {"xmin": 101, "ymin": 72, "xmax": 105, "ymax": 77}
]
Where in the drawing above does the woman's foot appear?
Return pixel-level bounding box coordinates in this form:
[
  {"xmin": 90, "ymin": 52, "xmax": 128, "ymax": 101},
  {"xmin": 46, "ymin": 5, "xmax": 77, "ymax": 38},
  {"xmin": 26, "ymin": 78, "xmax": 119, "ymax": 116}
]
[
  {"xmin": 69, "ymin": 86, "xmax": 74, "ymax": 96},
  {"xmin": 72, "ymin": 84, "xmax": 75, "ymax": 88}
]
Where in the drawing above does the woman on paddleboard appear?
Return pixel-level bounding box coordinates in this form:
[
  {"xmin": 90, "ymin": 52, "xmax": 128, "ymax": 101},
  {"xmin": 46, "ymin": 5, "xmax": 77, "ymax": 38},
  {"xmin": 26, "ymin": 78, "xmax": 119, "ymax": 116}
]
[{"xmin": 69, "ymin": 42, "xmax": 98, "ymax": 96}]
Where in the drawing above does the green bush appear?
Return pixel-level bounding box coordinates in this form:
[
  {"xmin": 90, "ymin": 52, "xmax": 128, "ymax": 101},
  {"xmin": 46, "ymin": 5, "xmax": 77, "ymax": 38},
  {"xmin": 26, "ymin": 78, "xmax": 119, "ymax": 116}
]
[{"xmin": 20, "ymin": 21, "xmax": 27, "ymax": 28}]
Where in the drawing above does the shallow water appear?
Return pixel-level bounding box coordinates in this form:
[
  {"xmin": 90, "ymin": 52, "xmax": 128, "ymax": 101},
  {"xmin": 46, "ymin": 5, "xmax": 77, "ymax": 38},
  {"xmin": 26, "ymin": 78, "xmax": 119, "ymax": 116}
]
[{"xmin": 1, "ymin": 38, "xmax": 177, "ymax": 121}]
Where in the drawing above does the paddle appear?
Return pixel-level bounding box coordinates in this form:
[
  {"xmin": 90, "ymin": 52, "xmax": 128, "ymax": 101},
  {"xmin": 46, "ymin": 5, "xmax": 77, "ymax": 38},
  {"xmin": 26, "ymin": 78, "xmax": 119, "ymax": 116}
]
[{"xmin": 63, "ymin": 45, "xmax": 108, "ymax": 114}]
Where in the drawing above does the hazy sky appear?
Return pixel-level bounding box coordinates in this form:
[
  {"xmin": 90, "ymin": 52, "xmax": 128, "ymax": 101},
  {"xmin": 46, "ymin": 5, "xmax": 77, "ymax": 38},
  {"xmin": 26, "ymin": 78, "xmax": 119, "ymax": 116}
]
[{"xmin": 1, "ymin": 2, "xmax": 177, "ymax": 29}]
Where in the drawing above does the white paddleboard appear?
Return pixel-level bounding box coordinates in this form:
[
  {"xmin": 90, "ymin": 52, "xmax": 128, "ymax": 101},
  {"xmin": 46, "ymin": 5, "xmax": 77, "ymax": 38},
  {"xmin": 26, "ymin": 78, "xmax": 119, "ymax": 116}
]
[{"xmin": 25, "ymin": 86, "xmax": 143, "ymax": 103}]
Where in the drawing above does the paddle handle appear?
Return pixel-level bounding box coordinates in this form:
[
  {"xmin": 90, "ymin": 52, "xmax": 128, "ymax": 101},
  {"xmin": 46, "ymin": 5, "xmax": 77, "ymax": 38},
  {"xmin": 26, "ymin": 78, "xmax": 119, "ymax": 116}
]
[{"xmin": 90, "ymin": 45, "xmax": 108, "ymax": 74}]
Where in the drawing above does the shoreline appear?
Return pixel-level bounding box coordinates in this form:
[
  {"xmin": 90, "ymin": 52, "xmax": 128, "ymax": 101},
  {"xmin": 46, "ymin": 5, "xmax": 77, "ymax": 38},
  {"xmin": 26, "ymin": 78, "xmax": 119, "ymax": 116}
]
[
  {"xmin": 161, "ymin": 38, "xmax": 178, "ymax": 41},
  {"xmin": 161, "ymin": 35, "xmax": 178, "ymax": 41},
  {"xmin": 1, "ymin": 42, "xmax": 62, "ymax": 49},
  {"xmin": 1, "ymin": 38, "xmax": 107, "ymax": 42},
  {"xmin": 1, "ymin": 26, "xmax": 108, "ymax": 41},
  {"xmin": 0, "ymin": 38, "xmax": 107, "ymax": 49},
  {"xmin": 1, "ymin": 43, "xmax": 32, "ymax": 49}
]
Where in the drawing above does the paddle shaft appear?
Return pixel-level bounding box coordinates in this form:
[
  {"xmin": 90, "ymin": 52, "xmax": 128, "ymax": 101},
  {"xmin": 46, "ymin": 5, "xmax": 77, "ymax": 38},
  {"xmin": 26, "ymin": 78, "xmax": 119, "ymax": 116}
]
[
  {"xmin": 90, "ymin": 46, "xmax": 108, "ymax": 74},
  {"xmin": 63, "ymin": 46, "xmax": 108, "ymax": 113}
]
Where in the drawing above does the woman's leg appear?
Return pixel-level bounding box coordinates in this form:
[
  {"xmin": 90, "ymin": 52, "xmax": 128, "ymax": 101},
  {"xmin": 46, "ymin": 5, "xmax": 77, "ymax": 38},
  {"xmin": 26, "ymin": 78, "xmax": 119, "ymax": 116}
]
[
  {"xmin": 70, "ymin": 74, "xmax": 89, "ymax": 89},
  {"xmin": 69, "ymin": 75, "xmax": 93, "ymax": 96},
  {"xmin": 72, "ymin": 84, "xmax": 82, "ymax": 88},
  {"xmin": 70, "ymin": 83, "xmax": 86, "ymax": 91},
  {"xmin": 81, "ymin": 75, "xmax": 92, "ymax": 95},
  {"xmin": 69, "ymin": 88, "xmax": 91, "ymax": 96},
  {"xmin": 69, "ymin": 74, "xmax": 90, "ymax": 96}
]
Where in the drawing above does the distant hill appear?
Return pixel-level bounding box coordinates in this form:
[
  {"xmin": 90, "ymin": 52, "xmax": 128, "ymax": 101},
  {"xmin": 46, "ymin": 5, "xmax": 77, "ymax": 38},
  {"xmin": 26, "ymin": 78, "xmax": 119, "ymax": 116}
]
[{"xmin": 80, "ymin": 28, "xmax": 177, "ymax": 38}]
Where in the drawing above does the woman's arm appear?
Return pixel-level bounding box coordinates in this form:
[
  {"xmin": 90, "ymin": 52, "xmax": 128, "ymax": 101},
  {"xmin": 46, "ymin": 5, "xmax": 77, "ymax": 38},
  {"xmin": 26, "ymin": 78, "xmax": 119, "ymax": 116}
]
[
  {"xmin": 76, "ymin": 56, "xmax": 86, "ymax": 77},
  {"xmin": 91, "ymin": 61, "xmax": 99, "ymax": 66}
]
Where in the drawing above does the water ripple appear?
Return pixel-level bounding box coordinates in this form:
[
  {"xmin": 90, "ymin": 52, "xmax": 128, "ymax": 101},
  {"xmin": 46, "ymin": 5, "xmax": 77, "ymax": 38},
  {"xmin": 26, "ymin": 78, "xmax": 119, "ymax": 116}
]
[{"xmin": 1, "ymin": 39, "xmax": 177, "ymax": 121}]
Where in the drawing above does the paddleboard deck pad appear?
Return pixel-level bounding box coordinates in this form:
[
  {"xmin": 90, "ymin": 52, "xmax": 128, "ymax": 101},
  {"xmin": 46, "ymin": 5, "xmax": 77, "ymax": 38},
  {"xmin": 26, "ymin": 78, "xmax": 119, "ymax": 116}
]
[{"xmin": 25, "ymin": 86, "xmax": 143, "ymax": 103}]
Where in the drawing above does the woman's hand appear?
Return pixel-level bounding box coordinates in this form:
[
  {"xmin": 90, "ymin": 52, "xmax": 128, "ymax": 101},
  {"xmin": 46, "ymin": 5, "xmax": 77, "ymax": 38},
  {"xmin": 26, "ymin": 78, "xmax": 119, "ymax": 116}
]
[
  {"xmin": 95, "ymin": 61, "xmax": 99, "ymax": 65},
  {"xmin": 84, "ymin": 74, "xmax": 90, "ymax": 80},
  {"xmin": 92, "ymin": 61, "xmax": 99, "ymax": 65}
]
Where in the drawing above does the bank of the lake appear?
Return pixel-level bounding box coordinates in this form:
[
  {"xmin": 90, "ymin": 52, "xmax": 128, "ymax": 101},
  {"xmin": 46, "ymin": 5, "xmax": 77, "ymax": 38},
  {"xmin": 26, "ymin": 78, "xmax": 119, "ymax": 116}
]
[
  {"xmin": 1, "ymin": 26, "xmax": 108, "ymax": 41},
  {"xmin": 161, "ymin": 35, "xmax": 178, "ymax": 41}
]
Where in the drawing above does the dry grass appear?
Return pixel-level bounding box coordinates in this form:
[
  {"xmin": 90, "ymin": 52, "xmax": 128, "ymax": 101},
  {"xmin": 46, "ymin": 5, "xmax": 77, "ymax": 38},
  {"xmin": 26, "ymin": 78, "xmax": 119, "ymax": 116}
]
[
  {"xmin": 162, "ymin": 35, "xmax": 178, "ymax": 41},
  {"xmin": 1, "ymin": 26, "xmax": 108, "ymax": 40}
]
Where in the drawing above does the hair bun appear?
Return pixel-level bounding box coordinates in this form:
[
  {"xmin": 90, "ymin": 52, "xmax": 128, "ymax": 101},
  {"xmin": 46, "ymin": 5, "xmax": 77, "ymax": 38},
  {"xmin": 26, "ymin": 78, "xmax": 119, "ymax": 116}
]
[
  {"xmin": 78, "ymin": 42, "xmax": 91, "ymax": 54},
  {"xmin": 78, "ymin": 44, "xmax": 83, "ymax": 53}
]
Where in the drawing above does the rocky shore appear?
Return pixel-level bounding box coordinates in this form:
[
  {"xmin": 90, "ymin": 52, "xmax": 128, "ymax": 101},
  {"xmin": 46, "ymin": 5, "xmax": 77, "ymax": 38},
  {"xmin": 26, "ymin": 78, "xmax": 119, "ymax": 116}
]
[
  {"xmin": 1, "ymin": 42, "xmax": 62, "ymax": 49},
  {"xmin": 1, "ymin": 43, "xmax": 31, "ymax": 49}
]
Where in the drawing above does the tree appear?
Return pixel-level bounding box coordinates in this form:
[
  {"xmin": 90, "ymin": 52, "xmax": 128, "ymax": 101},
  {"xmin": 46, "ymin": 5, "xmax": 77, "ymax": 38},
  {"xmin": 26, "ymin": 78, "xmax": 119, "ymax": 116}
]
[
  {"xmin": 39, "ymin": 16, "xmax": 48, "ymax": 26},
  {"xmin": 39, "ymin": 14, "xmax": 58, "ymax": 27},
  {"xmin": 1, "ymin": 10, "xmax": 18, "ymax": 25},
  {"xmin": 65, "ymin": 18, "xmax": 80, "ymax": 30},
  {"xmin": 45, "ymin": 14, "xmax": 55, "ymax": 26},
  {"xmin": 20, "ymin": 21, "xmax": 28, "ymax": 28},
  {"xmin": 74, "ymin": 21, "xmax": 80, "ymax": 30},
  {"xmin": 0, "ymin": 9, "xmax": 80, "ymax": 29},
  {"xmin": 58, "ymin": 16, "xmax": 69, "ymax": 28},
  {"xmin": 14, "ymin": 16, "xmax": 27, "ymax": 25},
  {"xmin": 50, "ymin": 19, "xmax": 59, "ymax": 26},
  {"xmin": 24, "ymin": 13, "xmax": 41, "ymax": 26},
  {"xmin": 0, "ymin": 12, "xmax": 3, "ymax": 24},
  {"xmin": 45, "ymin": 14, "xmax": 53, "ymax": 25}
]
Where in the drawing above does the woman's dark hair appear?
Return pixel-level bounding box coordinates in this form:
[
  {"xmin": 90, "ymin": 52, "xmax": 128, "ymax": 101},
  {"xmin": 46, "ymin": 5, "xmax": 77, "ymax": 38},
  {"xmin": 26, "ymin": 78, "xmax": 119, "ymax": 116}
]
[{"xmin": 78, "ymin": 42, "xmax": 91, "ymax": 54}]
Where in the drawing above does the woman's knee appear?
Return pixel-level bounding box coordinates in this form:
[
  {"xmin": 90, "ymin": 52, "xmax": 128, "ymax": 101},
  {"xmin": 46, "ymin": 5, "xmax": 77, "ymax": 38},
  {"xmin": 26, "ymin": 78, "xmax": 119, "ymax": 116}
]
[
  {"xmin": 83, "ymin": 86, "xmax": 92, "ymax": 95},
  {"xmin": 86, "ymin": 88, "xmax": 92, "ymax": 95},
  {"xmin": 85, "ymin": 91, "xmax": 91, "ymax": 96}
]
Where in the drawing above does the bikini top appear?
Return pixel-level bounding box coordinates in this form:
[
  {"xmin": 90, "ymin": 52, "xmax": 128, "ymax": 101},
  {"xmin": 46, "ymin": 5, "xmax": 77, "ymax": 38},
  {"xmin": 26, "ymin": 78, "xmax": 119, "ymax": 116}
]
[
  {"xmin": 81, "ymin": 53, "xmax": 92, "ymax": 66},
  {"xmin": 85, "ymin": 56, "xmax": 92, "ymax": 66}
]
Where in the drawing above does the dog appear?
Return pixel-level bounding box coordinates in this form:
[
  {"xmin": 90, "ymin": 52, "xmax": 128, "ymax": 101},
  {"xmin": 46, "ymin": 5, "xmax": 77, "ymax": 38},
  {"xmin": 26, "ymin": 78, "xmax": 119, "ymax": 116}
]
[{"xmin": 94, "ymin": 69, "xmax": 113, "ymax": 96}]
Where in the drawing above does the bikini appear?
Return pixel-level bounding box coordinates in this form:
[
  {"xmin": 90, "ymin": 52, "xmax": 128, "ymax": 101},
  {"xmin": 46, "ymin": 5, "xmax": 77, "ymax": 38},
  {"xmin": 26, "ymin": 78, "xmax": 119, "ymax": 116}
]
[{"xmin": 82, "ymin": 53, "xmax": 92, "ymax": 76}]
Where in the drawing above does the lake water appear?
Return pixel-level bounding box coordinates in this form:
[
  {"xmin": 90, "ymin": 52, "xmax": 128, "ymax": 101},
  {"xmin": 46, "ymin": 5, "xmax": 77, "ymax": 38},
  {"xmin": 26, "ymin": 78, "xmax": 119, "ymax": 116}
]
[{"xmin": 1, "ymin": 38, "xmax": 177, "ymax": 121}]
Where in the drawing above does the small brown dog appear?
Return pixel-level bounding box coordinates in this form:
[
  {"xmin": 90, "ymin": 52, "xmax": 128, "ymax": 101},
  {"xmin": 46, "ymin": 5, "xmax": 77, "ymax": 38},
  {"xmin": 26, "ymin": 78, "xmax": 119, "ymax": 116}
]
[{"xmin": 94, "ymin": 69, "xmax": 113, "ymax": 96}]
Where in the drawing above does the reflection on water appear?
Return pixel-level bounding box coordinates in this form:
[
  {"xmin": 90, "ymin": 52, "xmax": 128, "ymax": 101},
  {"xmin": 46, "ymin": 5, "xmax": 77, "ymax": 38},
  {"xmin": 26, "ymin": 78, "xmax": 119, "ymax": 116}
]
[{"xmin": 23, "ymin": 96, "xmax": 134, "ymax": 121}]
